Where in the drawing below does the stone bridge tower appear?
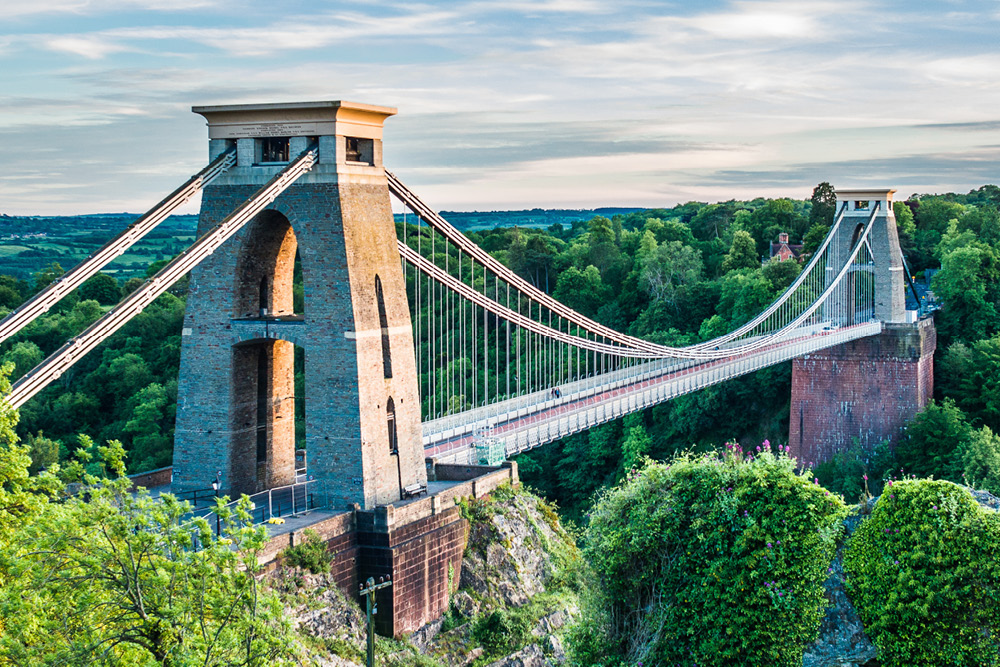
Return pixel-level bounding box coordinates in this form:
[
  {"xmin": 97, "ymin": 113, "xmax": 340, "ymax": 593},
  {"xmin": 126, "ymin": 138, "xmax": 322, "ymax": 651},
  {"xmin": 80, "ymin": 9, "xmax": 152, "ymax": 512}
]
[
  {"xmin": 791, "ymin": 188, "xmax": 935, "ymax": 466},
  {"xmin": 172, "ymin": 101, "xmax": 427, "ymax": 509}
]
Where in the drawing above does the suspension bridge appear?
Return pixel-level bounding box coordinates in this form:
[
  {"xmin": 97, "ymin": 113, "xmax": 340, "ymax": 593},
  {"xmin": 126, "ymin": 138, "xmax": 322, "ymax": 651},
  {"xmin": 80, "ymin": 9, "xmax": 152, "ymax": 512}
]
[
  {"xmin": 0, "ymin": 100, "xmax": 934, "ymax": 634},
  {"xmin": 0, "ymin": 102, "xmax": 924, "ymax": 472}
]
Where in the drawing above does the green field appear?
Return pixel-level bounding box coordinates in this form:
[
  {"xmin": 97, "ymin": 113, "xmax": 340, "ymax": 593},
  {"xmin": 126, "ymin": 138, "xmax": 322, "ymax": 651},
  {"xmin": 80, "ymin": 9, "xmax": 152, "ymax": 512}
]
[{"xmin": 0, "ymin": 214, "xmax": 198, "ymax": 280}]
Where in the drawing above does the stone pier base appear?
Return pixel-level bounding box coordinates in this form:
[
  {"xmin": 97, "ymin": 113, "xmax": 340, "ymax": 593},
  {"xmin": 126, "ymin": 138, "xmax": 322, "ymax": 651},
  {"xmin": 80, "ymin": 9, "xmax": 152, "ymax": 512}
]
[{"xmin": 789, "ymin": 318, "xmax": 936, "ymax": 466}]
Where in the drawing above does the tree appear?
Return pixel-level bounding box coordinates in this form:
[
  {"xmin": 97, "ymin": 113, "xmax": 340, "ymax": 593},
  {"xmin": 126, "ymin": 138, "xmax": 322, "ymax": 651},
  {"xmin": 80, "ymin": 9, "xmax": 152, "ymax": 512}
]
[
  {"xmin": 124, "ymin": 382, "xmax": 173, "ymax": 473},
  {"xmin": 32, "ymin": 262, "xmax": 65, "ymax": 291},
  {"xmin": 1, "ymin": 341, "xmax": 43, "ymax": 380},
  {"xmin": 720, "ymin": 230, "xmax": 759, "ymax": 273},
  {"xmin": 574, "ymin": 450, "xmax": 846, "ymax": 667},
  {"xmin": 915, "ymin": 198, "xmax": 964, "ymax": 234},
  {"xmin": 0, "ymin": 440, "xmax": 299, "ymax": 664},
  {"xmin": 639, "ymin": 241, "xmax": 703, "ymax": 310},
  {"xmin": 801, "ymin": 223, "xmax": 829, "ymax": 255},
  {"xmin": 809, "ymin": 182, "xmax": 837, "ymax": 226},
  {"xmin": 958, "ymin": 426, "xmax": 1000, "ymax": 494},
  {"xmin": 761, "ymin": 257, "xmax": 801, "ymax": 293},
  {"xmin": 24, "ymin": 431, "xmax": 59, "ymax": 475},
  {"xmin": 618, "ymin": 414, "xmax": 650, "ymax": 475},
  {"xmin": 552, "ymin": 265, "xmax": 609, "ymax": 319},
  {"xmin": 892, "ymin": 201, "xmax": 916, "ymax": 255},
  {"xmin": 717, "ymin": 270, "xmax": 773, "ymax": 328},
  {"xmin": 940, "ymin": 335, "xmax": 1000, "ymax": 432},
  {"xmin": 0, "ymin": 362, "xmax": 57, "ymax": 539},
  {"xmin": 79, "ymin": 272, "xmax": 121, "ymax": 305},
  {"xmin": 894, "ymin": 399, "xmax": 972, "ymax": 481},
  {"xmin": 588, "ymin": 216, "xmax": 620, "ymax": 276},
  {"xmin": 844, "ymin": 480, "xmax": 1000, "ymax": 667},
  {"xmin": 690, "ymin": 202, "xmax": 737, "ymax": 241},
  {"xmin": 932, "ymin": 245, "xmax": 1000, "ymax": 344}
]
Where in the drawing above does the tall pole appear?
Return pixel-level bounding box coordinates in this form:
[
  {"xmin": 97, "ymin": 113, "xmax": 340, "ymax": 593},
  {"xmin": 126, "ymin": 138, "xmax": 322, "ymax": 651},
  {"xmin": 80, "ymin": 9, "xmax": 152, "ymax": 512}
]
[{"xmin": 360, "ymin": 575, "xmax": 392, "ymax": 667}]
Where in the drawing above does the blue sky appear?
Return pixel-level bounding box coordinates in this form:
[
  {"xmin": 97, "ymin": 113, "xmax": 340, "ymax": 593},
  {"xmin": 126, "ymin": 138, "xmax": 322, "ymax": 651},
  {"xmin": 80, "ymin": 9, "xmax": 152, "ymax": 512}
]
[{"xmin": 1, "ymin": 0, "xmax": 999, "ymax": 214}]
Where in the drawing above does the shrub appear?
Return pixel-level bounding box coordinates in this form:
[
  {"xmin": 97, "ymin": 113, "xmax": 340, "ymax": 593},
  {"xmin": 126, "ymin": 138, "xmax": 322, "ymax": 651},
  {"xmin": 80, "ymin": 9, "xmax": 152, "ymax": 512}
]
[
  {"xmin": 474, "ymin": 608, "xmax": 531, "ymax": 654},
  {"xmin": 571, "ymin": 444, "xmax": 847, "ymax": 667},
  {"xmin": 844, "ymin": 479, "xmax": 1000, "ymax": 666},
  {"xmin": 281, "ymin": 529, "xmax": 330, "ymax": 574}
]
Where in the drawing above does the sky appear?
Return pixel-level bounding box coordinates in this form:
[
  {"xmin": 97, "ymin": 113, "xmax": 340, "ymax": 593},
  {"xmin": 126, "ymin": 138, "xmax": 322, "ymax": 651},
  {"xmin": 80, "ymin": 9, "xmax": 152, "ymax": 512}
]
[{"xmin": 0, "ymin": 0, "xmax": 999, "ymax": 215}]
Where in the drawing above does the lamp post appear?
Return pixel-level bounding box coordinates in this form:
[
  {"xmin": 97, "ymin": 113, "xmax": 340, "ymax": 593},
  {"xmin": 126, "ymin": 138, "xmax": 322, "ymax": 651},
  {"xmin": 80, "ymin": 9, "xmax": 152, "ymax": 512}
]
[
  {"xmin": 359, "ymin": 575, "xmax": 392, "ymax": 667},
  {"xmin": 211, "ymin": 472, "xmax": 221, "ymax": 535}
]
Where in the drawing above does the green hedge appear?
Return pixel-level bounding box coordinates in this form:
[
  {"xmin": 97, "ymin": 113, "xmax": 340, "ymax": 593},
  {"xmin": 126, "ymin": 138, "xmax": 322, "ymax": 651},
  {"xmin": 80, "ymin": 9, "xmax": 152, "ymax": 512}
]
[
  {"xmin": 844, "ymin": 479, "xmax": 1000, "ymax": 666},
  {"xmin": 571, "ymin": 445, "xmax": 847, "ymax": 666}
]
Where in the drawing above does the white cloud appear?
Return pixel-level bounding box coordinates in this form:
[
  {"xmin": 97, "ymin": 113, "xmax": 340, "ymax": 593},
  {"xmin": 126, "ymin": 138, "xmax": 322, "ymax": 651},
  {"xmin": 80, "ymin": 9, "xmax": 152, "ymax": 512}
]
[
  {"xmin": 0, "ymin": 0, "xmax": 220, "ymax": 19},
  {"xmin": 45, "ymin": 35, "xmax": 131, "ymax": 59}
]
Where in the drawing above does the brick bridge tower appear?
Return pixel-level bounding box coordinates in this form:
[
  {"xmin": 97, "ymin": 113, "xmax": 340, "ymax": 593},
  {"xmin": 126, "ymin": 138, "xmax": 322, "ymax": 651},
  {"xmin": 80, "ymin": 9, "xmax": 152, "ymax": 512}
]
[
  {"xmin": 172, "ymin": 101, "xmax": 427, "ymax": 509},
  {"xmin": 790, "ymin": 189, "xmax": 935, "ymax": 465}
]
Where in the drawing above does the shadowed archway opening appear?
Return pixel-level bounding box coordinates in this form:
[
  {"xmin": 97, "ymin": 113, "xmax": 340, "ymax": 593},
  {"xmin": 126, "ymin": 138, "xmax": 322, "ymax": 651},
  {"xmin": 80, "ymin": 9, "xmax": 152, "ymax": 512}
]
[
  {"xmin": 234, "ymin": 209, "xmax": 301, "ymax": 319},
  {"xmin": 230, "ymin": 338, "xmax": 304, "ymax": 495}
]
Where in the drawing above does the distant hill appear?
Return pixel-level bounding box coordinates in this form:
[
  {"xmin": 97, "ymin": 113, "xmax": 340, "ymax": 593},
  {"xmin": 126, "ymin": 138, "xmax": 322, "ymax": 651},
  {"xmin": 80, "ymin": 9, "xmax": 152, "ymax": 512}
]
[{"xmin": 394, "ymin": 207, "xmax": 648, "ymax": 230}]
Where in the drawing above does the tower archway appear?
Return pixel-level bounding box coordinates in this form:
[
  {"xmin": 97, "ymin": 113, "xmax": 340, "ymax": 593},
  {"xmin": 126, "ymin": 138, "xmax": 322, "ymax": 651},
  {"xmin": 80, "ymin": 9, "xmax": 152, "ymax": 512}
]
[{"xmin": 233, "ymin": 209, "xmax": 299, "ymax": 319}]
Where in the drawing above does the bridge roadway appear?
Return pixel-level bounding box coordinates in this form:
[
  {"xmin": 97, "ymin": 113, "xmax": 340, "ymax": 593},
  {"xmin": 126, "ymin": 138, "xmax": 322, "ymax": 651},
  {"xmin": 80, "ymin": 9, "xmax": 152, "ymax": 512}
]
[{"xmin": 423, "ymin": 321, "xmax": 882, "ymax": 463}]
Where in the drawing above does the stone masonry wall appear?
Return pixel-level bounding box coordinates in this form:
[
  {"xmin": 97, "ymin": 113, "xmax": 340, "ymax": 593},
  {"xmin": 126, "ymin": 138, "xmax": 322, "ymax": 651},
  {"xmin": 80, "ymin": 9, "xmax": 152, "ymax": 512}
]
[
  {"xmin": 173, "ymin": 176, "xmax": 426, "ymax": 508},
  {"xmin": 789, "ymin": 318, "xmax": 936, "ymax": 466}
]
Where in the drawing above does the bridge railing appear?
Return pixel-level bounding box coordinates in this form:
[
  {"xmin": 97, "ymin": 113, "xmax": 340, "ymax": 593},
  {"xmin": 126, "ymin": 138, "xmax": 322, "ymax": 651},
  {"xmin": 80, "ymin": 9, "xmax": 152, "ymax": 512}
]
[
  {"xmin": 182, "ymin": 479, "xmax": 323, "ymax": 537},
  {"xmin": 422, "ymin": 320, "xmax": 845, "ymax": 447}
]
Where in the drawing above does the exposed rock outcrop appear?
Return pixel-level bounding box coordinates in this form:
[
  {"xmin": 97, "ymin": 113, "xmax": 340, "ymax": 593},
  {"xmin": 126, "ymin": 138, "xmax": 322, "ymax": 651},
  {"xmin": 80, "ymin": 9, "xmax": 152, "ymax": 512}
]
[{"xmin": 802, "ymin": 511, "xmax": 877, "ymax": 667}]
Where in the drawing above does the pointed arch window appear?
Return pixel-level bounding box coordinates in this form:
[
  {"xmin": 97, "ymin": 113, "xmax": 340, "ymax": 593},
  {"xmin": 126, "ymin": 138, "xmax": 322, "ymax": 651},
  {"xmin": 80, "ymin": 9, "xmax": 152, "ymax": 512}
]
[
  {"xmin": 375, "ymin": 275, "xmax": 392, "ymax": 378},
  {"xmin": 386, "ymin": 397, "xmax": 398, "ymax": 454}
]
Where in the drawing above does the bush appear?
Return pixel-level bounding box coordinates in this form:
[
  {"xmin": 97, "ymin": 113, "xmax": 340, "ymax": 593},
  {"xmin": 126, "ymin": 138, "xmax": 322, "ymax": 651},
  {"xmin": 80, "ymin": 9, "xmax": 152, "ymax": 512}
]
[
  {"xmin": 474, "ymin": 608, "xmax": 531, "ymax": 654},
  {"xmin": 281, "ymin": 529, "xmax": 330, "ymax": 574},
  {"xmin": 844, "ymin": 479, "xmax": 1000, "ymax": 666},
  {"xmin": 572, "ymin": 444, "xmax": 847, "ymax": 666}
]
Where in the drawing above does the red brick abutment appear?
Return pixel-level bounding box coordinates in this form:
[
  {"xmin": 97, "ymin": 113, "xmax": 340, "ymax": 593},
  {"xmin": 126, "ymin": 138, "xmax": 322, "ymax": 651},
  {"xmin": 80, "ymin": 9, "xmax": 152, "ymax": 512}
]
[{"xmin": 789, "ymin": 317, "xmax": 936, "ymax": 466}]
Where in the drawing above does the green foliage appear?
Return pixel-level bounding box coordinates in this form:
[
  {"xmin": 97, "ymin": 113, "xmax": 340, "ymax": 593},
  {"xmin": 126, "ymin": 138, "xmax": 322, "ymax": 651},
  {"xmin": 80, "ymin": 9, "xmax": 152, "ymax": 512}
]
[
  {"xmin": 809, "ymin": 182, "xmax": 837, "ymax": 227},
  {"xmin": 720, "ymin": 229, "xmax": 759, "ymax": 272},
  {"xmin": 895, "ymin": 399, "xmax": 971, "ymax": 480},
  {"xmin": 938, "ymin": 334, "xmax": 1000, "ymax": 432},
  {"xmin": 552, "ymin": 265, "xmax": 609, "ymax": 318},
  {"xmin": 844, "ymin": 480, "xmax": 1000, "ymax": 666},
  {"xmin": 474, "ymin": 608, "xmax": 531, "ymax": 655},
  {"xmin": 281, "ymin": 529, "xmax": 332, "ymax": 574},
  {"xmin": 24, "ymin": 431, "xmax": 59, "ymax": 475},
  {"xmin": 573, "ymin": 447, "xmax": 847, "ymax": 666},
  {"xmin": 0, "ymin": 432, "xmax": 298, "ymax": 664},
  {"xmin": 1, "ymin": 340, "xmax": 42, "ymax": 380},
  {"xmin": 79, "ymin": 272, "xmax": 122, "ymax": 305},
  {"xmin": 956, "ymin": 426, "xmax": 1000, "ymax": 494},
  {"xmin": 813, "ymin": 439, "xmax": 896, "ymax": 499},
  {"xmin": 932, "ymin": 244, "xmax": 1000, "ymax": 344}
]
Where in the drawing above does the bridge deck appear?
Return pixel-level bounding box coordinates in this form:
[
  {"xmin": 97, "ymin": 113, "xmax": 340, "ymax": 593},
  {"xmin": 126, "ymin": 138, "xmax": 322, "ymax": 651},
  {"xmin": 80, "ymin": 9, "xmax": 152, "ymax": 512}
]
[{"xmin": 424, "ymin": 322, "xmax": 881, "ymax": 463}]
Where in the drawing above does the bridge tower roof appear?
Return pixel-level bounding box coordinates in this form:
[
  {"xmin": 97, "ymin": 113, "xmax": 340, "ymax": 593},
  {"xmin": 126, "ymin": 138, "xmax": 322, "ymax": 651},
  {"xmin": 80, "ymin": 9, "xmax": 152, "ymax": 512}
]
[{"xmin": 192, "ymin": 100, "xmax": 397, "ymax": 140}]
